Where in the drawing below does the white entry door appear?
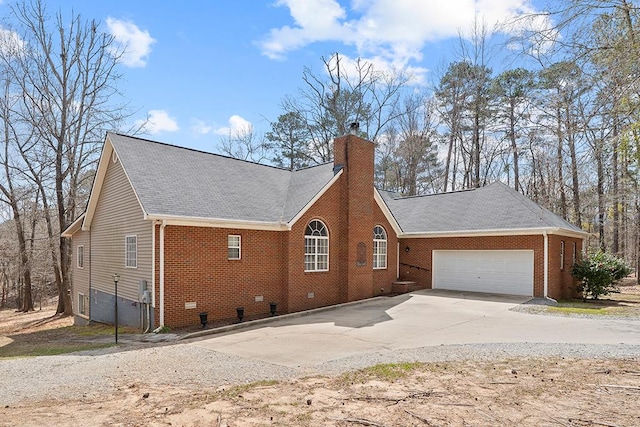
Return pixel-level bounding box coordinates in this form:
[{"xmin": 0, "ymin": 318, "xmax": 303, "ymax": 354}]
[{"xmin": 432, "ymin": 250, "xmax": 534, "ymax": 296}]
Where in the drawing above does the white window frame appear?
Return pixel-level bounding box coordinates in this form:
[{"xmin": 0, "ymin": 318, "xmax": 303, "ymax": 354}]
[
  {"xmin": 373, "ymin": 225, "xmax": 387, "ymax": 269},
  {"xmin": 560, "ymin": 240, "xmax": 565, "ymax": 270},
  {"xmin": 125, "ymin": 235, "xmax": 137, "ymax": 268},
  {"xmin": 77, "ymin": 245, "xmax": 84, "ymax": 269},
  {"xmin": 228, "ymin": 235, "xmax": 241, "ymax": 260},
  {"xmin": 572, "ymin": 241, "xmax": 577, "ymax": 265},
  {"xmin": 78, "ymin": 292, "xmax": 86, "ymax": 315},
  {"xmin": 304, "ymin": 220, "xmax": 329, "ymax": 272}
]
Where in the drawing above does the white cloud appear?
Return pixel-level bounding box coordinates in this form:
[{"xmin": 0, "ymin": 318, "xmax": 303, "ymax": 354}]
[
  {"xmin": 214, "ymin": 115, "xmax": 253, "ymax": 138},
  {"xmin": 135, "ymin": 110, "xmax": 179, "ymax": 134},
  {"xmin": 190, "ymin": 119, "xmax": 214, "ymax": 136},
  {"xmin": 106, "ymin": 17, "xmax": 156, "ymax": 67},
  {"xmin": 259, "ymin": 0, "xmax": 551, "ymax": 72}
]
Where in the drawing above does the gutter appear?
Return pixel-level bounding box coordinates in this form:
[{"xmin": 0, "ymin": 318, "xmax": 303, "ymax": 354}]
[{"xmin": 401, "ymin": 226, "xmax": 589, "ymax": 239}]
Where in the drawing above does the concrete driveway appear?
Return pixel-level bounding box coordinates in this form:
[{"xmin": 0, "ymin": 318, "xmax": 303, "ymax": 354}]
[{"xmin": 190, "ymin": 290, "xmax": 640, "ymax": 368}]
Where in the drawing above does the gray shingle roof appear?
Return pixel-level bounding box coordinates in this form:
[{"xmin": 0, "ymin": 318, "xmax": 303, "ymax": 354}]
[
  {"xmin": 107, "ymin": 133, "xmax": 584, "ymax": 235},
  {"xmin": 108, "ymin": 133, "xmax": 335, "ymax": 223},
  {"xmin": 380, "ymin": 182, "xmax": 584, "ymax": 234}
]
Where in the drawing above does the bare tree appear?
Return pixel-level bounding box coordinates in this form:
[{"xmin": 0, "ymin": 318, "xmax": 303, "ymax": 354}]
[
  {"xmin": 282, "ymin": 53, "xmax": 409, "ymax": 163},
  {"xmin": 0, "ymin": 0, "xmax": 129, "ymax": 314},
  {"xmin": 219, "ymin": 124, "xmax": 271, "ymax": 163}
]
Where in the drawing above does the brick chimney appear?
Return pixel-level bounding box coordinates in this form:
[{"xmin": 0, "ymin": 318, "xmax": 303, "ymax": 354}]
[{"xmin": 333, "ymin": 129, "xmax": 375, "ymax": 302}]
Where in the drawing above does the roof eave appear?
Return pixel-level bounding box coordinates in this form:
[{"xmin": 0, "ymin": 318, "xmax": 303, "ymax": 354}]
[
  {"xmin": 146, "ymin": 214, "xmax": 289, "ymax": 231},
  {"xmin": 400, "ymin": 227, "xmax": 589, "ymax": 239},
  {"xmin": 287, "ymin": 168, "xmax": 343, "ymax": 228},
  {"xmin": 374, "ymin": 189, "xmax": 402, "ymax": 236},
  {"xmin": 61, "ymin": 213, "xmax": 86, "ymax": 237}
]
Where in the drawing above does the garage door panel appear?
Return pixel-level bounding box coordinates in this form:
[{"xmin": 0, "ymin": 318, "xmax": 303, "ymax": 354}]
[{"xmin": 432, "ymin": 250, "xmax": 533, "ymax": 296}]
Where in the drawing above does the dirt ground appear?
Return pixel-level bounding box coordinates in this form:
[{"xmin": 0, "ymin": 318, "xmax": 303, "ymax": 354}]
[
  {"xmin": 2, "ymin": 280, "xmax": 640, "ymax": 426},
  {"xmin": 2, "ymin": 357, "xmax": 639, "ymax": 426}
]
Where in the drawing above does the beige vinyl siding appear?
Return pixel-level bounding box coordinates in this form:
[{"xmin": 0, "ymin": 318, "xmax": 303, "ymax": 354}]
[
  {"xmin": 72, "ymin": 230, "xmax": 91, "ymax": 317},
  {"xmin": 90, "ymin": 153, "xmax": 152, "ymax": 302}
]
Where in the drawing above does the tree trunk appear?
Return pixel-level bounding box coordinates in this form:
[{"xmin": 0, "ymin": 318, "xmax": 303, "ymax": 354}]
[
  {"xmin": 596, "ymin": 142, "xmax": 605, "ymax": 250},
  {"xmin": 566, "ymin": 111, "xmax": 581, "ymax": 227},
  {"xmin": 612, "ymin": 124, "xmax": 619, "ymax": 253},
  {"xmin": 556, "ymin": 112, "xmax": 568, "ymax": 219},
  {"xmin": 13, "ymin": 206, "xmax": 33, "ymax": 312},
  {"xmin": 509, "ymin": 99, "xmax": 520, "ymax": 192}
]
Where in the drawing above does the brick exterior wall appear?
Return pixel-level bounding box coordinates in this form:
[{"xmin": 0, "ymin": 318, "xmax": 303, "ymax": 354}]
[
  {"xmin": 334, "ymin": 134, "xmax": 377, "ymax": 302},
  {"xmin": 372, "ymin": 207, "xmax": 398, "ymax": 296},
  {"xmin": 548, "ymin": 235, "xmax": 583, "ymax": 300},
  {"xmin": 154, "ymin": 225, "xmax": 287, "ymax": 328}
]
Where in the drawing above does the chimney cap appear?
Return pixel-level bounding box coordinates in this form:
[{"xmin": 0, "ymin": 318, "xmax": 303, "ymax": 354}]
[{"xmin": 349, "ymin": 122, "xmax": 359, "ymax": 134}]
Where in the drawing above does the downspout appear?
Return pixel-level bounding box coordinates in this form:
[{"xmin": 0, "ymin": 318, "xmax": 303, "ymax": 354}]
[
  {"xmin": 396, "ymin": 241, "xmax": 400, "ymax": 280},
  {"xmin": 88, "ymin": 228, "xmax": 92, "ymax": 321},
  {"xmin": 159, "ymin": 220, "xmax": 167, "ymax": 327},
  {"xmin": 145, "ymin": 220, "xmax": 156, "ymax": 334},
  {"xmin": 543, "ymin": 231, "xmax": 549, "ymax": 299}
]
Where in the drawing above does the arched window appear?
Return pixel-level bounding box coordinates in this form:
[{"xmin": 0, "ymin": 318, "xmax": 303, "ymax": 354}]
[
  {"xmin": 373, "ymin": 225, "xmax": 387, "ymax": 269},
  {"xmin": 305, "ymin": 220, "xmax": 329, "ymax": 271}
]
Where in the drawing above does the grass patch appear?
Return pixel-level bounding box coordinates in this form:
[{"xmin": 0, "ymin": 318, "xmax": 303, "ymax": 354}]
[
  {"xmin": 218, "ymin": 379, "xmax": 280, "ymax": 398},
  {"xmin": 0, "ymin": 342, "xmax": 115, "ymax": 359},
  {"xmin": 72, "ymin": 323, "xmax": 135, "ymax": 336},
  {"xmin": 340, "ymin": 362, "xmax": 423, "ymax": 384},
  {"xmin": 548, "ymin": 306, "xmax": 607, "ymax": 315}
]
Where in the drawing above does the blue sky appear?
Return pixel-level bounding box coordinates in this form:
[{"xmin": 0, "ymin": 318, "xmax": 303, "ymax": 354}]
[{"xmin": 4, "ymin": 0, "xmax": 553, "ymax": 153}]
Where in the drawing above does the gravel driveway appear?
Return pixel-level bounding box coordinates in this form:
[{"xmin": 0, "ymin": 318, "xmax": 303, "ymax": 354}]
[{"xmin": 2, "ymin": 290, "xmax": 639, "ymax": 406}]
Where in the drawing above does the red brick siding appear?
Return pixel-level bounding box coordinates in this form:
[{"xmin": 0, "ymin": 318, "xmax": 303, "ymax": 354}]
[
  {"xmin": 287, "ymin": 182, "xmax": 344, "ymax": 313},
  {"xmin": 547, "ymin": 235, "xmax": 582, "ymax": 300},
  {"xmin": 372, "ymin": 205, "xmax": 398, "ymax": 295},
  {"xmin": 335, "ymin": 134, "xmax": 376, "ymax": 302},
  {"xmin": 154, "ymin": 225, "xmax": 286, "ymax": 328}
]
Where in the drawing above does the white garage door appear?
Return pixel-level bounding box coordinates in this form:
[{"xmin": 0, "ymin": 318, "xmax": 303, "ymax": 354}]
[{"xmin": 432, "ymin": 250, "xmax": 533, "ymax": 296}]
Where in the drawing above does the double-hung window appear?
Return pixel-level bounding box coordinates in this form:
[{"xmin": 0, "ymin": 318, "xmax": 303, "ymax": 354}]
[
  {"xmin": 125, "ymin": 235, "xmax": 137, "ymax": 268},
  {"xmin": 304, "ymin": 220, "xmax": 328, "ymax": 271},
  {"xmin": 228, "ymin": 235, "xmax": 241, "ymax": 260},
  {"xmin": 373, "ymin": 225, "xmax": 387, "ymax": 269}
]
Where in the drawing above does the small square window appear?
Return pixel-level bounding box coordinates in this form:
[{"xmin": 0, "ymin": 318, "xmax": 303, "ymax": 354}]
[
  {"xmin": 77, "ymin": 245, "xmax": 84, "ymax": 269},
  {"xmin": 125, "ymin": 235, "xmax": 137, "ymax": 268},
  {"xmin": 228, "ymin": 235, "xmax": 241, "ymax": 260}
]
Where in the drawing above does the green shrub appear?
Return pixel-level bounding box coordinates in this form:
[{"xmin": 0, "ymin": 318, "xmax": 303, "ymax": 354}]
[{"xmin": 571, "ymin": 250, "xmax": 632, "ymax": 300}]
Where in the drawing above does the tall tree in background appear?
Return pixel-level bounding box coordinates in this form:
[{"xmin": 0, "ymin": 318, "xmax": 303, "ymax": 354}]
[
  {"xmin": 376, "ymin": 96, "xmax": 442, "ymax": 195},
  {"xmin": 0, "ymin": 0, "xmax": 128, "ymax": 313},
  {"xmin": 436, "ymin": 60, "xmax": 492, "ymax": 190},
  {"xmin": 491, "ymin": 68, "xmax": 535, "ymax": 193},
  {"xmin": 266, "ymin": 111, "xmax": 312, "ymax": 170}
]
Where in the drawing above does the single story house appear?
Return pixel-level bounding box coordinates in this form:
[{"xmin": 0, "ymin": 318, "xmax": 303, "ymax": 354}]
[{"xmin": 62, "ymin": 132, "xmax": 588, "ymax": 329}]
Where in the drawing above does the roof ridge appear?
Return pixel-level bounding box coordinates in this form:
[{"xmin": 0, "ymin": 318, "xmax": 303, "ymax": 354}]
[
  {"xmin": 387, "ymin": 185, "xmax": 479, "ymax": 200},
  {"xmin": 108, "ymin": 132, "xmax": 289, "ymax": 172}
]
